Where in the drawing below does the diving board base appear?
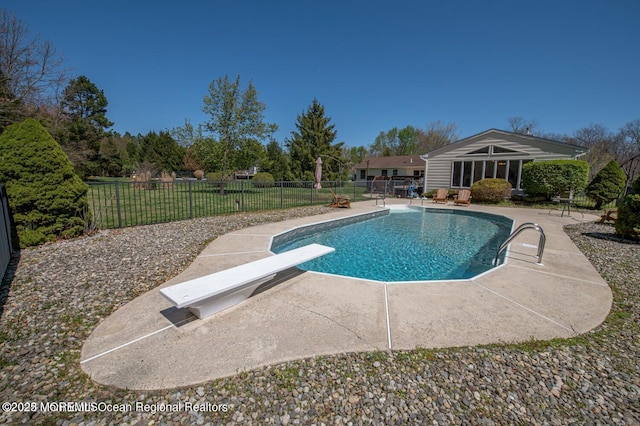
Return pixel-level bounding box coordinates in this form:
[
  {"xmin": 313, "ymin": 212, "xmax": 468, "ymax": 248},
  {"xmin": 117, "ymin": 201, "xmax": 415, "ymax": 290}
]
[{"xmin": 186, "ymin": 274, "xmax": 275, "ymax": 319}]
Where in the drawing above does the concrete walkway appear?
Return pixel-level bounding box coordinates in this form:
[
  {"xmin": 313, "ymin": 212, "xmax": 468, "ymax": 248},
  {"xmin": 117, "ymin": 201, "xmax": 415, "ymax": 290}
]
[{"xmin": 80, "ymin": 200, "xmax": 612, "ymax": 390}]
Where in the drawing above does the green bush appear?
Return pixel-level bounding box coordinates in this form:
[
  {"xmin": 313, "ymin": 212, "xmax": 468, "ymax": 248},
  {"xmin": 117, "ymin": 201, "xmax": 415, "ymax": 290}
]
[
  {"xmin": 632, "ymin": 176, "xmax": 640, "ymax": 194},
  {"xmin": 615, "ymin": 194, "xmax": 640, "ymax": 240},
  {"xmin": 205, "ymin": 172, "xmax": 223, "ymax": 181},
  {"xmin": 586, "ymin": 160, "xmax": 627, "ymax": 209},
  {"xmin": 471, "ymin": 179, "xmax": 512, "ymax": 203},
  {"xmin": 521, "ymin": 160, "xmax": 589, "ymax": 199},
  {"xmin": 0, "ymin": 118, "xmax": 89, "ymax": 248},
  {"xmin": 252, "ymin": 172, "xmax": 275, "ymax": 188}
]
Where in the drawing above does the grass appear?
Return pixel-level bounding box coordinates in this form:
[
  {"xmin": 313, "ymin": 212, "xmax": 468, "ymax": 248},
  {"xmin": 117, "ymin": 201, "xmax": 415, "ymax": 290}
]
[{"xmin": 86, "ymin": 180, "xmax": 367, "ymax": 229}]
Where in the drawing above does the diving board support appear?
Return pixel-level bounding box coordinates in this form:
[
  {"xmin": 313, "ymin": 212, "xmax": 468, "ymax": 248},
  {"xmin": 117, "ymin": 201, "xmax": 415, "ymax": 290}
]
[{"xmin": 160, "ymin": 243, "xmax": 335, "ymax": 319}]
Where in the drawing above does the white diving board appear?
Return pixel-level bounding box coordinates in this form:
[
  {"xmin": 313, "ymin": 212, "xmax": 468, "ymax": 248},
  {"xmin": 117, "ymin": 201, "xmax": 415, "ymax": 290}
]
[{"xmin": 160, "ymin": 243, "xmax": 335, "ymax": 319}]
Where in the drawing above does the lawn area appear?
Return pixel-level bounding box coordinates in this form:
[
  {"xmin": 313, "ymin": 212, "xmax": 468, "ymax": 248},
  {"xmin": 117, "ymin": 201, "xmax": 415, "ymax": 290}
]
[{"xmin": 86, "ymin": 180, "xmax": 366, "ymax": 228}]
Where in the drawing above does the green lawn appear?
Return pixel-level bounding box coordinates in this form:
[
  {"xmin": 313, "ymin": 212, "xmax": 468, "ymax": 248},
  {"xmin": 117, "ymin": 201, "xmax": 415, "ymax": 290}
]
[{"xmin": 87, "ymin": 180, "xmax": 366, "ymax": 229}]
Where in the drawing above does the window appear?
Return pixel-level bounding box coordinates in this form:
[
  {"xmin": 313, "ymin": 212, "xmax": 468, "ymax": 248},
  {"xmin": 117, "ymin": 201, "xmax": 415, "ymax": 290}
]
[
  {"xmin": 463, "ymin": 145, "xmax": 524, "ymax": 156},
  {"xmin": 473, "ymin": 161, "xmax": 484, "ymax": 183},
  {"xmin": 452, "ymin": 162, "xmax": 462, "ymax": 187},
  {"xmin": 360, "ymin": 170, "xmax": 366, "ymax": 180},
  {"xmin": 381, "ymin": 169, "xmax": 388, "ymax": 176},
  {"xmin": 392, "ymin": 169, "xmax": 398, "ymax": 176},
  {"xmin": 466, "ymin": 146, "xmax": 490, "ymax": 155},
  {"xmin": 496, "ymin": 161, "xmax": 507, "ymax": 179},
  {"xmin": 462, "ymin": 161, "xmax": 472, "ymax": 187},
  {"xmin": 508, "ymin": 161, "xmax": 519, "ymax": 188},
  {"xmin": 484, "ymin": 160, "xmax": 495, "ymax": 179},
  {"xmin": 492, "ymin": 146, "xmax": 520, "ymax": 154},
  {"xmin": 451, "ymin": 159, "xmax": 529, "ymax": 189},
  {"xmin": 413, "ymin": 170, "xmax": 420, "ymax": 177}
]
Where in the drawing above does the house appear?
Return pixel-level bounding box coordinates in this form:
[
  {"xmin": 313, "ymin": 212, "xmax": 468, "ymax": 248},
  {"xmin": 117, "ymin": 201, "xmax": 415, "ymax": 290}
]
[
  {"xmin": 420, "ymin": 129, "xmax": 588, "ymax": 193},
  {"xmin": 353, "ymin": 155, "xmax": 425, "ymax": 183}
]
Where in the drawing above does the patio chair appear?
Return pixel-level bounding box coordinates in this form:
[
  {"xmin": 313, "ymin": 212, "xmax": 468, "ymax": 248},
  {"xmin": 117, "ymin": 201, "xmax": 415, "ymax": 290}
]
[
  {"xmin": 328, "ymin": 189, "xmax": 351, "ymax": 208},
  {"xmin": 432, "ymin": 188, "xmax": 449, "ymax": 204},
  {"xmin": 453, "ymin": 189, "xmax": 472, "ymax": 206}
]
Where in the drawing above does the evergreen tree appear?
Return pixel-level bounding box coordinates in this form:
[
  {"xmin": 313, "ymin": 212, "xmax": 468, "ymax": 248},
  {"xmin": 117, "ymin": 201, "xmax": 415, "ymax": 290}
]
[
  {"xmin": 286, "ymin": 99, "xmax": 344, "ymax": 181},
  {"xmin": 0, "ymin": 118, "xmax": 88, "ymax": 247},
  {"xmin": 261, "ymin": 140, "xmax": 289, "ymax": 181},
  {"xmin": 586, "ymin": 159, "xmax": 627, "ymax": 209},
  {"xmin": 137, "ymin": 131, "xmax": 186, "ymax": 172},
  {"xmin": 59, "ymin": 75, "xmax": 114, "ymax": 177}
]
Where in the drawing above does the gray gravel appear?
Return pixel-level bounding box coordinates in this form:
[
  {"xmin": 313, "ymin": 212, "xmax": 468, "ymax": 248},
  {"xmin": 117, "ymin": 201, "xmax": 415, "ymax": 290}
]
[{"xmin": 0, "ymin": 208, "xmax": 639, "ymax": 425}]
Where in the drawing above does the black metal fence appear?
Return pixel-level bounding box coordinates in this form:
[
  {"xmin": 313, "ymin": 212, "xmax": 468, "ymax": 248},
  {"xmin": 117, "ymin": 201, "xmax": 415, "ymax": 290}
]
[
  {"xmin": 0, "ymin": 185, "xmax": 13, "ymax": 281},
  {"xmin": 87, "ymin": 180, "xmax": 368, "ymax": 229}
]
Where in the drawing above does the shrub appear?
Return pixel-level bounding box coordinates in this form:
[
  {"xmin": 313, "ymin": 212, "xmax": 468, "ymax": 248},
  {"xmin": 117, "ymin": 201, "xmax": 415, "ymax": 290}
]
[
  {"xmin": 193, "ymin": 169, "xmax": 204, "ymax": 180},
  {"xmin": 205, "ymin": 172, "xmax": 223, "ymax": 182},
  {"xmin": 0, "ymin": 118, "xmax": 88, "ymax": 248},
  {"xmin": 632, "ymin": 176, "xmax": 640, "ymax": 194},
  {"xmin": 471, "ymin": 179, "xmax": 512, "ymax": 203},
  {"xmin": 252, "ymin": 172, "xmax": 275, "ymax": 188},
  {"xmin": 521, "ymin": 160, "xmax": 589, "ymax": 199},
  {"xmin": 615, "ymin": 194, "xmax": 640, "ymax": 240},
  {"xmin": 586, "ymin": 160, "xmax": 627, "ymax": 209}
]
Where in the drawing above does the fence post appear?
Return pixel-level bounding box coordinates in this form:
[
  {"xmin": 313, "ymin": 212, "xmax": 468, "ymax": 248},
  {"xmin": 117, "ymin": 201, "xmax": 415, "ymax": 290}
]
[
  {"xmin": 189, "ymin": 180, "xmax": 194, "ymax": 218},
  {"xmin": 241, "ymin": 180, "xmax": 245, "ymax": 212},
  {"xmin": 280, "ymin": 181, "xmax": 284, "ymax": 209},
  {"xmin": 115, "ymin": 181, "xmax": 122, "ymax": 228}
]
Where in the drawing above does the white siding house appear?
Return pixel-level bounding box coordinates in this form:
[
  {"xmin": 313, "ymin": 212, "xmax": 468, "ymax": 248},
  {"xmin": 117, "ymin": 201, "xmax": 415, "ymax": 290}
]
[
  {"xmin": 353, "ymin": 155, "xmax": 424, "ymax": 183},
  {"xmin": 420, "ymin": 129, "xmax": 588, "ymax": 192}
]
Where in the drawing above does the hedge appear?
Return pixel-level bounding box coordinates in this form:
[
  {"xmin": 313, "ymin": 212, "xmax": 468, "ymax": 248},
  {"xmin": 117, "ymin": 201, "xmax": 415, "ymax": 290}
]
[{"xmin": 521, "ymin": 160, "xmax": 589, "ymax": 199}]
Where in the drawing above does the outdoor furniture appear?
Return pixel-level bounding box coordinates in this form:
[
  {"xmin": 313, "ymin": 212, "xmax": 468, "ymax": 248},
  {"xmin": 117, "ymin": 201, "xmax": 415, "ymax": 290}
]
[
  {"xmin": 550, "ymin": 196, "xmax": 584, "ymax": 218},
  {"xmin": 453, "ymin": 189, "xmax": 472, "ymax": 206},
  {"xmin": 160, "ymin": 243, "xmax": 335, "ymax": 319},
  {"xmin": 329, "ymin": 189, "xmax": 351, "ymax": 208},
  {"xmin": 599, "ymin": 209, "xmax": 618, "ymax": 223},
  {"xmin": 432, "ymin": 188, "xmax": 449, "ymax": 204}
]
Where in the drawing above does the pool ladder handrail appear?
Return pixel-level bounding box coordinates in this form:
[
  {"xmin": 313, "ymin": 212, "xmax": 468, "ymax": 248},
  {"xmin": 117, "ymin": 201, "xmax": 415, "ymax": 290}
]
[{"xmin": 494, "ymin": 222, "xmax": 546, "ymax": 266}]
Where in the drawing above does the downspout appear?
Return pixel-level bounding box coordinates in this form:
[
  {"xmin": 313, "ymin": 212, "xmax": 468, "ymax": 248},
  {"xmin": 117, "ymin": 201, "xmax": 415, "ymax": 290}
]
[{"xmin": 420, "ymin": 154, "xmax": 429, "ymax": 192}]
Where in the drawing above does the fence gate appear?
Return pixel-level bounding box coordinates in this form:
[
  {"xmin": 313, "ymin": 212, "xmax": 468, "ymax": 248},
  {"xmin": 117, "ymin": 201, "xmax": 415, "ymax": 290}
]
[{"xmin": 0, "ymin": 185, "xmax": 13, "ymax": 281}]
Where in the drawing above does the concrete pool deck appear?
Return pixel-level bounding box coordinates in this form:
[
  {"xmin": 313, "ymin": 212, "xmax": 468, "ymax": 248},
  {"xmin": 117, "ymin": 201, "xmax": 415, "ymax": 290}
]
[{"xmin": 80, "ymin": 200, "xmax": 612, "ymax": 390}]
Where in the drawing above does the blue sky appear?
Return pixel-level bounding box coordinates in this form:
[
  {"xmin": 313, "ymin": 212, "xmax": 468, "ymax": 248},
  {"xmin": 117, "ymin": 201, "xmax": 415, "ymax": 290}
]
[{"xmin": 6, "ymin": 1, "xmax": 640, "ymax": 147}]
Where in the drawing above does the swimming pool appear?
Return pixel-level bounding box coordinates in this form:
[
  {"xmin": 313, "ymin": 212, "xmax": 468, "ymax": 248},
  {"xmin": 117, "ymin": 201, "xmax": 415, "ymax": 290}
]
[{"xmin": 270, "ymin": 207, "xmax": 513, "ymax": 281}]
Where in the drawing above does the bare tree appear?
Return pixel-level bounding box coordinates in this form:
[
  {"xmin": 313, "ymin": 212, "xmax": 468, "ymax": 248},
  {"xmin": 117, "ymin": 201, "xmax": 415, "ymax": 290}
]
[
  {"xmin": 618, "ymin": 119, "xmax": 640, "ymax": 185},
  {"xmin": 508, "ymin": 117, "xmax": 538, "ymax": 135},
  {"xmin": 566, "ymin": 124, "xmax": 618, "ymax": 180},
  {"xmin": 0, "ymin": 9, "xmax": 67, "ymax": 129},
  {"xmin": 416, "ymin": 120, "xmax": 459, "ymax": 153}
]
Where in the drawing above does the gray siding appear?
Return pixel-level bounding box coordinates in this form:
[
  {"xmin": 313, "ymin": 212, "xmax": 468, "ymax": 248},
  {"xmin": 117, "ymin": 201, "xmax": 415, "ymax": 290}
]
[{"xmin": 424, "ymin": 131, "xmax": 585, "ymax": 191}]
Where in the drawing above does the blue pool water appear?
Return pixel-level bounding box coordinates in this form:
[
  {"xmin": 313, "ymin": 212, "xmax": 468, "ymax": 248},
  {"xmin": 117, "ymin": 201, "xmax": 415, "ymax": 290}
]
[{"xmin": 271, "ymin": 207, "xmax": 513, "ymax": 281}]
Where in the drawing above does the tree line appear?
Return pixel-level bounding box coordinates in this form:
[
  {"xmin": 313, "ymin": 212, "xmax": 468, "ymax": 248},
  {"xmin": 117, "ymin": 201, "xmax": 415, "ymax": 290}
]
[{"xmin": 1, "ymin": 8, "xmax": 639, "ymax": 186}]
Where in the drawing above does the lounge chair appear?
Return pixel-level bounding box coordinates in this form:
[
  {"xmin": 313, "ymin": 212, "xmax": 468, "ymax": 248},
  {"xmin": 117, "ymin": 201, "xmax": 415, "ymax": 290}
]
[
  {"xmin": 453, "ymin": 189, "xmax": 472, "ymax": 206},
  {"xmin": 329, "ymin": 189, "xmax": 351, "ymax": 208},
  {"xmin": 432, "ymin": 188, "xmax": 449, "ymax": 204}
]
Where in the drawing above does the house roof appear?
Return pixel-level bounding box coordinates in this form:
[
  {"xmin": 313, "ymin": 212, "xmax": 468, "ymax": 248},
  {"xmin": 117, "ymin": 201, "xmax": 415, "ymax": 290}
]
[
  {"xmin": 353, "ymin": 155, "xmax": 424, "ymax": 169},
  {"xmin": 421, "ymin": 128, "xmax": 588, "ymax": 159}
]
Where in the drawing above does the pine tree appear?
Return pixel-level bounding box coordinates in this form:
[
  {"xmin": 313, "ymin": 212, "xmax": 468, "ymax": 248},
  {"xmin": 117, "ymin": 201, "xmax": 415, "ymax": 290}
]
[
  {"xmin": 286, "ymin": 99, "xmax": 344, "ymax": 181},
  {"xmin": 586, "ymin": 160, "xmax": 627, "ymax": 209},
  {"xmin": 0, "ymin": 118, "xmax": 88, "ymax": 247}
]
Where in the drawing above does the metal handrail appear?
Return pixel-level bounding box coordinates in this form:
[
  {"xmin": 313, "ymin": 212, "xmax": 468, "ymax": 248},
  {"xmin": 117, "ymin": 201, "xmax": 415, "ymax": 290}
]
[{"xmin": 494, "ymin": 222, "xmax": 546, "ymax": 266}]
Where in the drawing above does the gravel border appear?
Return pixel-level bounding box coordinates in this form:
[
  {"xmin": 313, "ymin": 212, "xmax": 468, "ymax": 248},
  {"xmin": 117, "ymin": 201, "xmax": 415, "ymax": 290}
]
[{"xmin": 0, "ymin": 207, "xmax": 638, "ymax": 424}]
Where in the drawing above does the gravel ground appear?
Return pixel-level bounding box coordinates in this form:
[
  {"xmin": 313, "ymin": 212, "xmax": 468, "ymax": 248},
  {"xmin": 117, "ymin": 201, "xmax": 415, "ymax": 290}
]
[{"xmin": 0, "ymin": 207, "xmax": 638, "ymax": 425}]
